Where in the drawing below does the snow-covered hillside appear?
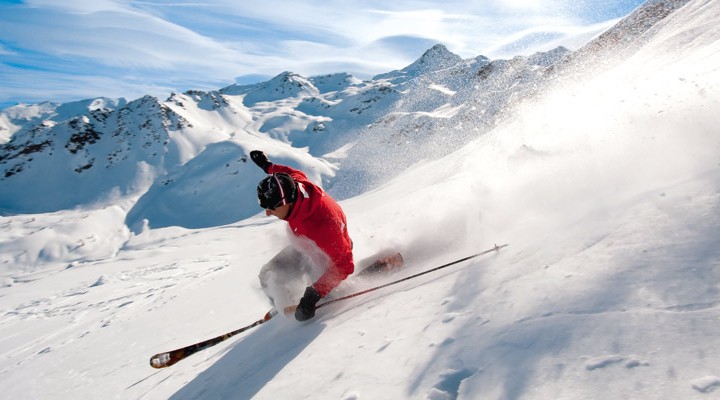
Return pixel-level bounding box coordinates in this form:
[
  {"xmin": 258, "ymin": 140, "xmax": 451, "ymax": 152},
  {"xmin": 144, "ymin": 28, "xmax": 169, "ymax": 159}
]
[{"xmin": 1, "ymin": 0, "xmax": 719, "ymax": 399}]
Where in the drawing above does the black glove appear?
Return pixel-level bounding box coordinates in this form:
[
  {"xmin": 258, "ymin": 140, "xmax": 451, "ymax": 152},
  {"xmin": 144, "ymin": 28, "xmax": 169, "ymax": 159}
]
[
  {"xmin": 295, "ymin": 286, "xmax": 322, "ymax": 321},
  {"xmin": 250, "ymin": 150, "xmax": 271, "ymax": 173}
]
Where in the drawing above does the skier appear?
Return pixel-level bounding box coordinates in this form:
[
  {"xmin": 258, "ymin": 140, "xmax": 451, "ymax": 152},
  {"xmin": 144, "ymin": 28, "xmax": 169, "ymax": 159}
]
[{"xmin": 250, "ymin": 150, "xmax": 355, "ymax": 321}]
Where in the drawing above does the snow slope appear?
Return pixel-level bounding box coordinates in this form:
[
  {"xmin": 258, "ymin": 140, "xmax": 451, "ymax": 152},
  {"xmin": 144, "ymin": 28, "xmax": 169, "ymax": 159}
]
[{"xmin": 1, "ymin": 0, "xmax": 719, "ymax": 399}]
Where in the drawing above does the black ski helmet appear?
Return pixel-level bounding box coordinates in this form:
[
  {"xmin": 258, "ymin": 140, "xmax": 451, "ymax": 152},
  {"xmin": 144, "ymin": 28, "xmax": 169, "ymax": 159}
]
[{"xmin": 257, "ymin": 173, "xmax": 298, "ymax": 210}]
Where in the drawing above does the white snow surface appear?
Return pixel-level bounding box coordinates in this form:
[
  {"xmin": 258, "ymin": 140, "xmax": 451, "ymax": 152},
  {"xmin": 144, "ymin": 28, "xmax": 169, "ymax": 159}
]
[{"xmin": 2, "ymin": 0, "xmax": 720, "ymax": 399}]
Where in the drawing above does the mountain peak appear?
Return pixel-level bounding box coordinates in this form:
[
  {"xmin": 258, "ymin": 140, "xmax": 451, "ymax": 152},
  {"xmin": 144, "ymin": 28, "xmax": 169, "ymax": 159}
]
[
  {"xmin": 419, "ymin": 44, "xmax": 459, "ymax": 63},
  {"xmin": 243, "ymin": 71, "xmax": 320, "ymax": 106},
  {"xmin": 309, "ymin": 73, "xmax": 362, "ymax": 94},
  {"xmin": 405, "ymin": 44, "xmax": 462, "ymax": 72},
  {"xmin": 373, "ymin": 44, "xmax": 463, "ymax": 81}
]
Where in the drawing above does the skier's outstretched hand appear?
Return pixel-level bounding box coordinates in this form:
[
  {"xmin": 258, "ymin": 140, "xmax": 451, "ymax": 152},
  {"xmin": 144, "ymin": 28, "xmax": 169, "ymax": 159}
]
[
  {"xmin": 295, "ymin": 286, "xmax": 322, "ymax": 321},
  {"xmin": 250, "ymin": 150, "xmax": 271, "ymax": 173}
]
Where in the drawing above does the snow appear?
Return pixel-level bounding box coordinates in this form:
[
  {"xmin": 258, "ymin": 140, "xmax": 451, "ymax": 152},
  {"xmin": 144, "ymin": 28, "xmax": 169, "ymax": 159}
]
[
  {"xmin": 691, "ymin": 376, "xmax": 720, "ymax": 393},
  {"xmin": 1, "ymin": 0, "xmax": 720, "ymax": 399},
  {"xmin": 428, "ymin": 84, "xmax": 457, "ymax": 96}
]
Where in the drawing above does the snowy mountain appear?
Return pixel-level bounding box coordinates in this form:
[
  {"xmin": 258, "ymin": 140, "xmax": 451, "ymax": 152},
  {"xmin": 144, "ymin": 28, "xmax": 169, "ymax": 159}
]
[
  {"xmin": 0, "ymin": 42, "xmax": 565, "ymax": 224},
  {"xmin": 0, "ymin": 0, "xmax": 694, "ymax": 221},
  {"xmin": 373, "ymin": 44, "xmax": 465, "ymax": 81},
  {"xmin": 0, "ymin": 94, "xmax": 233, "ymax": 214},
  {"xmin": 0, "ymin": 97, "xmax": 129, "ymax": 145},
  {"xmin": 568, "ymin": 0, "xmax": 693, "ymax": 66},
  {"xmin": 2, "ymin": 0, "xmax": 720, "ymax": 399}
]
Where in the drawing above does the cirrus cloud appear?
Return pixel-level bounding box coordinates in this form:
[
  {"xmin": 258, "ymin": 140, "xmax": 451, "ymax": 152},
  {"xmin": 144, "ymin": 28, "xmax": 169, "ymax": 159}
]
[{"xmin": 0, "ymin": 0, "xmax": 645, "ymax": 107}]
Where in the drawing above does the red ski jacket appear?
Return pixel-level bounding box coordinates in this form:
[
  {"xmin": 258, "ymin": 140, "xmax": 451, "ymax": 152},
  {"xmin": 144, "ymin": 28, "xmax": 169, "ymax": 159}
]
[{"xmin": 268, "ymin": 163, "xmax": 354, "ymax": 297}]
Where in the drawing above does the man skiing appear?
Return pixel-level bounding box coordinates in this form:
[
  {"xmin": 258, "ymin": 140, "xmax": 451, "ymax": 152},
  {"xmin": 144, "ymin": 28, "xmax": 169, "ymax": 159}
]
[{"xmin": 250, "ymin": 150, "xmax": 354, "ymax": 321}]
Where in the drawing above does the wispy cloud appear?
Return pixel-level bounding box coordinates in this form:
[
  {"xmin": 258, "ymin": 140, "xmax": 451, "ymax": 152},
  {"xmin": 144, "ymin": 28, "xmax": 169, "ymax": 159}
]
[
  {"xmin": 0, "ymin": 0, "xmax": 645, "ymax": 107},
  {"xmin": 483, "ymin": 18, "xmax": 620, "ymax": 57}
]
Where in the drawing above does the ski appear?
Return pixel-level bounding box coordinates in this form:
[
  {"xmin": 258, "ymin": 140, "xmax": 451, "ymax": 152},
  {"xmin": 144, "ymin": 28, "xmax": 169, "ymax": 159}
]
[
  {"xmin": 356, "ymin": 252, "xmax": 404, "ymax": 277},
  {"xmin": 149, "ymin": 245, "xmax": 505, "ymax": 368},
  {"xmin": 149, "ymin": 252, "xmax": 404, "ymax": 369},
  {"xmin": 150, "ymin": 310, "xmax": 276, "ymax": 368}
]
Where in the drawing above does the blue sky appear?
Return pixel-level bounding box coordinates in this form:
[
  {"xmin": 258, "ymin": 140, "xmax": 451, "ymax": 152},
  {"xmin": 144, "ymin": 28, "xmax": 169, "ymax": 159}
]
[{"xmin": 0, "ymin": 0, "xmax": 646, "ymax": 109}]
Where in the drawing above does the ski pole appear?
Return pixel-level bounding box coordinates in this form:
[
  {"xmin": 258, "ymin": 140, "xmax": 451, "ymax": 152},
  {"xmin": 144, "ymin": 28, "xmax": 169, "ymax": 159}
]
[
  {"xmin": 148, "ymin": 253, "xmax": 399, "ymax": 368},
  {"xmin": 285, "ymin": 243, "xmax": 508, "ymax": 315}
]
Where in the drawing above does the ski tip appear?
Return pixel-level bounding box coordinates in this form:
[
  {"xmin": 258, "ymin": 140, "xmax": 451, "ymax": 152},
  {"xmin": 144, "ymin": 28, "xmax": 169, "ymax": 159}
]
[
  {"xmin": 264, "ymin": 309, "xmax": 278, "ymax": 320},
  {"xmin": 150, "ymin": 353, "xmax": 171, "ymax": 369},
  {"xmin": 384, "ymin": 252, "xmax": 404, "ymax": 268}
]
